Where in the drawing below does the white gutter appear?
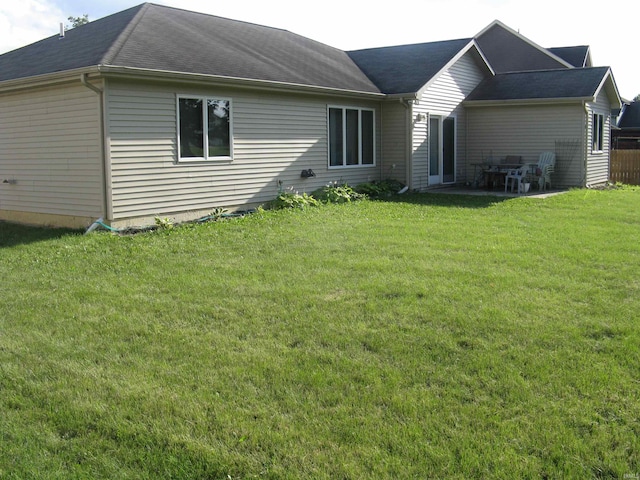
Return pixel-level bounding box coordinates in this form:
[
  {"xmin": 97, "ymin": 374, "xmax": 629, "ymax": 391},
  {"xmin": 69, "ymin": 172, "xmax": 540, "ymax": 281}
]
[
  {"xmin": 385, "ymin": 92, "xmax": 420, "ymax": 102},
  {"xmin": 464, "ymin": 96, "xmax": 596, "ymax": 108},
  {"xmin": 0, "ymin": 66, "xmax": 101, "ymax": 94},
  {"xmin": 80, "ymin": 72, "xmax": 102, "ymax": 95}
]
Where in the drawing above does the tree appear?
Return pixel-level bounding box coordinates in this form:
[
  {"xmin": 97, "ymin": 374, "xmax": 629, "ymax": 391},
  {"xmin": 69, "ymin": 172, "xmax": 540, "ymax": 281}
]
[
  {"xmin": 634, "ymin": 94, "xmax": 640, "ymax": 102},
  {"xmin": 67, "ymin": 14, "xmax": 89, "ymax": 29}
]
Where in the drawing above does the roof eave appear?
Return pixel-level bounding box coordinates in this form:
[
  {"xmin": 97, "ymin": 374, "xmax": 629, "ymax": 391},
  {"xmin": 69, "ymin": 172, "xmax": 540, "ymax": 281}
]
[
  {"xmin": 96, "ymin": 65, "xmax": 385, "ymax": 99},
  {"xmin": 384, "ymin": 92, "xmax": 420, "ymax": 101},
  {"xmin": 0, "ymin": 66, "xmax": 101, "ymax": 93},
  {"xmin": 463, "ymin": 96, "xmax": 595, "ymax": 107},
  {"xmin": 593, "ymin": 68, "xmax": 622, "ymax": 109}
]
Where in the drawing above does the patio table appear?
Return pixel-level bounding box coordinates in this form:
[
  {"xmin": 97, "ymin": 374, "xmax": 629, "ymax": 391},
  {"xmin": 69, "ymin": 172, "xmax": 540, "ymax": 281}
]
[{"xmin": 471, "ymin": 163, "xmax": 534, "ymax": 190}]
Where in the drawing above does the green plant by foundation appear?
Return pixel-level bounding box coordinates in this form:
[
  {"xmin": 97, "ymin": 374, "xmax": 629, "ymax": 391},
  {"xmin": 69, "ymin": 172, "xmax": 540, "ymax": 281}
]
[
  {"xmin": 312, "ymin": 182, "xmax": 366, "ymax": 203},
  {"xmin": 271, "ymin": 188, "xmax": 320, "ymax": 209}
]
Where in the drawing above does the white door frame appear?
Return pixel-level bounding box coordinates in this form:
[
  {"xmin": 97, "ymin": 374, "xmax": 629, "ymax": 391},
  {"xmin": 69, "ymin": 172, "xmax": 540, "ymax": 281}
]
[{"xmin": 428, "ymin": 114, "xmax": 456, "ymax": 185}]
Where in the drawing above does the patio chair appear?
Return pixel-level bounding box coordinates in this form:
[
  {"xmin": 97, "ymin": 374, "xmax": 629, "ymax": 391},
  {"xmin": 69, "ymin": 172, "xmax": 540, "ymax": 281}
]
[
  {"xmin": 536, "ymin": 152, "xmax": 556, "ymax": 191},
  {"xmin": 504, "ymin": 164, "xmax": 529, "ymax": 194}
]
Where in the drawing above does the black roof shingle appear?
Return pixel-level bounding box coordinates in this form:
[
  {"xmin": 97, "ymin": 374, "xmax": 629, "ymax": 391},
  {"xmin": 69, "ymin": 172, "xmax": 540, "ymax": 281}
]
[
  {"xmin": 547, "ymin": 46, "xmax": 590, "ymax": 68},
  {"xmin": 0, "ymin": 4, "xmax": 143, "ymax": 82},
  {"xmin": 619, "ymin": 102, "xmax": 640, "ymax": 129},
  {"xmin": 0, "ymin": 3, "xmax": 380, "ymax": 93},
  {"xmin": 347, "ymin": 38, "xmax": 472, "ymax": 95},
  {"xmin": 475, "ymin": 23, "xmax": 568, "ymax": 73},
  {"xmin": 0, "ymin": 5, "xmax": 618, "ymax": 106},
  {"xmin": 465, "ymin": 67, "xmax": 611, "ymax": 102}
]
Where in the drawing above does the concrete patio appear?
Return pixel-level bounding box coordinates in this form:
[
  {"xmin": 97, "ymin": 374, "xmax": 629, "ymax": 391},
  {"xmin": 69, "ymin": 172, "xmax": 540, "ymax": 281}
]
[{"xmin": 424, "ymin": 186, "xmax": 568, "ymax": 199}]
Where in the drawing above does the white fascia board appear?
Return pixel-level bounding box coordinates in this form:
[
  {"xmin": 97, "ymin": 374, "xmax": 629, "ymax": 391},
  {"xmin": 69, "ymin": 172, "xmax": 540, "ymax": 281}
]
[
  {"xmin": 583, "ymin": 46, "xmax": 592, "ymax": 67},
  {"xmin": 0, "ymin": 66, "xmax": 100, "ymax": 93},
  {"xmin": 463, "ymin": 97, "xmax": 593, "ymax": 107},
  {"xmin": 593, "ymin": 68, "xmax": 622, "ymax": 109}
]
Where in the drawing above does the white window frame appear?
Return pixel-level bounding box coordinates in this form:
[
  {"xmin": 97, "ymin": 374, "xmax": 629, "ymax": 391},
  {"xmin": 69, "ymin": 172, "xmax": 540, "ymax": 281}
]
[
  {"xmin": 592, "ymin": 113, "xmax": 604, "ymax": 153},
  {"xmin": 177, "ymin": 94, "xmax": 233, "ymax": 162},
  {"xmin": 327, "ymin": 106, "xmax": 376, "ymax": 168}
]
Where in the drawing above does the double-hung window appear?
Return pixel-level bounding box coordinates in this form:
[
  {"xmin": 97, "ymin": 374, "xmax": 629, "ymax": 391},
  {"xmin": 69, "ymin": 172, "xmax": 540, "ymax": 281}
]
[
  {"xmin": 178, "ymin": 95, "xmax": 232, "ymax": 161},
  {"xmin": 592, "ymin": 113, "xmax": 604, "ymax": 152},
  {"xmin": 328, "ymin": 106, "xmax": 375, "ymax": 167}
]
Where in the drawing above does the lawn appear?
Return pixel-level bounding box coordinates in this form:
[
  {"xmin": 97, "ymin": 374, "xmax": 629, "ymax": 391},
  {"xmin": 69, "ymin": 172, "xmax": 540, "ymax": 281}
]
[{"xmin": 1, "ymin": 188, "xmax": 639, "ymax": 479}]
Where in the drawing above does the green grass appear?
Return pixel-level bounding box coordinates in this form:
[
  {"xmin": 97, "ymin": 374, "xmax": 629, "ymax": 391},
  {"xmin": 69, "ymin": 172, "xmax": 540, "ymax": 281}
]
[{"xmin": 1, "ymin": 188, "xmax": 639, "ymax": 479}]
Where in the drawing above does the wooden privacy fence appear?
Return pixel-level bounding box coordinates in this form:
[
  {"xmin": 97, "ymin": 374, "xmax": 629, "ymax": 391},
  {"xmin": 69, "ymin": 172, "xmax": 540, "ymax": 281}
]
[{"xmin": 610, "ymin": 150, "xmax": 640, "ymax": 185}]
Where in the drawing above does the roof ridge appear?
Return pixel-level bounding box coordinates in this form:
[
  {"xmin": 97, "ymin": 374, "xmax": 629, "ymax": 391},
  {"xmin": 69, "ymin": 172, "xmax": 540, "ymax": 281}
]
[
  {"xmin": 142, "ymin": 2, "xmax": 294, "ymax": 36},
  {"xmin": 548, "ymin": 45, "xmax": 590, "ymax": 49},
  {"xmin": 348, "ymin": 37, "xmax": 472, "ymax": 54},
  {"xmin": 492, "ymin": 66, "xmax": 609, "ymax": 76},
  {"xmin": 475, "ymin": 20, "xmax": 574, "ymax": 70},
  {"xmin": 100, "ymin": 3, "xmax": 150, "ymax": 65}
]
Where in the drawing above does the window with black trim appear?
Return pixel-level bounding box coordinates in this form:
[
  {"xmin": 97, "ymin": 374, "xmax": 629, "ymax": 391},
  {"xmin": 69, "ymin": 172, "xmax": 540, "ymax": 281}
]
[
  {"xmin": 592, "ymin": 113, "xmax": 604, "ymax": 152},
  {"xmin": 178, "ymin": 96, "xmax": 232, "ymax": 161},
  {"xmin": 328, "ymin": 106, "xmax": 375, "ymax": 167}
]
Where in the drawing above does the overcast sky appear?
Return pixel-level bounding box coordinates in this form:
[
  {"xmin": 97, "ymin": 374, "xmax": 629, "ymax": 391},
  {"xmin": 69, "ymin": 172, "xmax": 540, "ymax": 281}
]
[{"xmin": 0, "ymin": 0, "xmax": 637, "ymax": 100}]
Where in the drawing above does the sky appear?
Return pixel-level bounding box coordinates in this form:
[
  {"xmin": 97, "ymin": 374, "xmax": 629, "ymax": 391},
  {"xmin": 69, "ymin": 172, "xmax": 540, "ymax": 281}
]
[{"xmin": 0, "ymin": 0, "xmax": 637, "ymax": 100}]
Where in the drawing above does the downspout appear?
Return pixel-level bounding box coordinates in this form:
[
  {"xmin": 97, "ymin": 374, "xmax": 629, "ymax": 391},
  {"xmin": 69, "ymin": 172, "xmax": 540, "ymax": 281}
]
[
  {"xmin": 379, "ymin": 104, "xmax": 384, "ymax": 183},
  {"xmin": 583, "ymin": 100, "xmax": 590, "ymax": 187},
  {"xmin": 465, "ymin": 107, "xmax": 469, "ymax": 184},
  {"xmin": 81, "ymin": 73, "xmax": 112, "ymax": 223},
  {"xmin": 400, "ymin": 99, "xmax": 413, "ymax": 189}
]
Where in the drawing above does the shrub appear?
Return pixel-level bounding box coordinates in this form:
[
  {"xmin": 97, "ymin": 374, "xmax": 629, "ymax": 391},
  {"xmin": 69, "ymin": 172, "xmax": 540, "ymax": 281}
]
[
  {"xmin": 312, "ymin": 182, "xmax": 366, "ymax": 203},
  {"xmin": 271, "ymin": 189, "xmax": 320, "ymax": 210},
  {"xmin": 355, "ymin": 179, "xmax": 405, "ymax": 198},
  {"xmin": 154, "ymin": 216, "xmax": 174, "ymax": 230}
]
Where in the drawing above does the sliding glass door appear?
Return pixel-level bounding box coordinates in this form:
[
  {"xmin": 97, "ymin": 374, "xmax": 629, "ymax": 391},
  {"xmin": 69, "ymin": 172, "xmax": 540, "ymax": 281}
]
[{"xmin": 428, "ymin": 115, "xmax": 456, "ymax": 185}]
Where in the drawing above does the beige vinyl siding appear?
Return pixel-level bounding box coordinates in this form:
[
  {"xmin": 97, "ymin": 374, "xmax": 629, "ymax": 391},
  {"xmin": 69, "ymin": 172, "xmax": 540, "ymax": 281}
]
[
  {"xmin": 380, "ymin": 101, "xmax": 409, "ymax": 185},
  {"xmin": 0, "ymin": 82, "xmax": 103, "ymax": 223},
  {"xmin": 411, "ymin": 50, "xmax": 486, "ymax": 188},
  {"xmin": 411, "ymin": 106, "xmax": 429, "ymax": 191},
  {"xmin": 466, "ymin": 104, "xmax": 586, "ymax": 187},
  {"xmin": 585, "ymin": 92, "xmax": 611, "ymax": 185},
  {"xmin": 106, "ymin": 80, "xmax": 381, "ymax": 222}
]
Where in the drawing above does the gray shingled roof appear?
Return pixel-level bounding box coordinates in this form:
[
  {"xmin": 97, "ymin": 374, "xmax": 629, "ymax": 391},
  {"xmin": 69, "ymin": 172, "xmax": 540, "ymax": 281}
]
[
  {"xmin": 347, "ymin": 39, "xmax": 472, "ymax": 95},
  {"xmin": 465, "ymin": 67, "xmax": 611, "ymax": 102},
  {"xmin": 0, "ymin": 4, "xmax": 143, "ymax": 82},
  {"xmin": 475, "ymin": 23, "xmax": 568, "ymax": 73},
  {"xmin": 619, "ymin": 102, "xmax": 640, "ymax": 129},
  {"xmin": 0, "ymin": 3, "xmax": 380, "ymax": 94},
  {"xmin": 548, "ymin": 46, "xmax": 590, "ymax": 68},
  {"xmin": 0, "ymin": 5, "xmax": 616, "ymax": 105}
]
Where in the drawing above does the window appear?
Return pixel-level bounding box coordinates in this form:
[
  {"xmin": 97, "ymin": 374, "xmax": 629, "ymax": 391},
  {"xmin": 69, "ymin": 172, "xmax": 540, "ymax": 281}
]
[
  {"xmin": 328, "ymin": 106, "xmax": 375, "ymax": 167},
  {"xmin": 592, "ymin": 113, "xmax": 604, "ymax": 152},
  {"xmin": 178, "ymin": 96, "xmax": 232, "ymax": 160}
]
